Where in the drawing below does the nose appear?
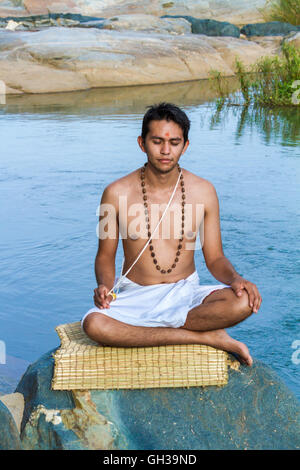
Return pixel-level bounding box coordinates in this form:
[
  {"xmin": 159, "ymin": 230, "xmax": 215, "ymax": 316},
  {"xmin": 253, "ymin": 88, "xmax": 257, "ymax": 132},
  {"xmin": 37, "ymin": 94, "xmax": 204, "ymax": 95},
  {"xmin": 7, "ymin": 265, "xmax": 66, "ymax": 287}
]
[{"xmin": 161, "ymin": 141, "xmax": 170, "ymax": 155}]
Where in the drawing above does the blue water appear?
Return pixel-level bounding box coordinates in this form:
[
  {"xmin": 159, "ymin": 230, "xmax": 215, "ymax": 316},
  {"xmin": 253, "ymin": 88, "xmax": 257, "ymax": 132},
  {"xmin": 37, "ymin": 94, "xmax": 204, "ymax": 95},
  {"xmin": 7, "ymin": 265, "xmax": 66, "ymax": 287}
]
[{"xmin": 0, "ymin": 83, "xmax": 299, "ymax": 398}]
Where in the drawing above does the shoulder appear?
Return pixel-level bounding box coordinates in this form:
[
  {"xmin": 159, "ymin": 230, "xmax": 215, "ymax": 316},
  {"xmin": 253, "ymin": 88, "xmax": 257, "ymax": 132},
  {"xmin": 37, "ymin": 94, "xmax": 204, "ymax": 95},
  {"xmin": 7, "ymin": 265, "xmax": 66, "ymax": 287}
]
[
  {"xmin": 101, "ymin": 168, "xmax": 140, "ymax": 202},
  {"xmin": 182, "ymin": 168, "xmax": 218, "ymax": 199}
]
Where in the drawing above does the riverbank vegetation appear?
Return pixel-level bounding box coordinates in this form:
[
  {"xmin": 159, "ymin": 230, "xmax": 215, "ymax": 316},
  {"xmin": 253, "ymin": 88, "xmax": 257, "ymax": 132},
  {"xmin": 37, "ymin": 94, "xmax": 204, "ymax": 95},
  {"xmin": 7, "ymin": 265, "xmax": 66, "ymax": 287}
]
[
  {"xmin": 209, "ymin": 42, "xmax": 300, "ymax": 108},
  {"xmin": 261, "ymin": 0, "xmax": 300, "ymax": 26}
]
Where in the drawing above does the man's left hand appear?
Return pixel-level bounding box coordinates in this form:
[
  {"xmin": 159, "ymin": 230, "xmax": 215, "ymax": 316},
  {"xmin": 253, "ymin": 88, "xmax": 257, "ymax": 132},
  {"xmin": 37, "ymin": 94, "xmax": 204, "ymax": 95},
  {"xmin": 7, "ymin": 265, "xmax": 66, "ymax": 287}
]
[{"xmin": 230, "ymin": 275, "xmax": 262, "ymax": 313}]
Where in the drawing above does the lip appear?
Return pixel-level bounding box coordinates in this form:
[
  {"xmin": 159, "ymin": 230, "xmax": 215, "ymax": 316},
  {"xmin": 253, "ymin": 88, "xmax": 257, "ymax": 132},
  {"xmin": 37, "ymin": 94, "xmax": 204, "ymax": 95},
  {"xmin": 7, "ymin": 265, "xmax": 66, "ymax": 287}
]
[{"xmin": 158, "ymin": 159, "xmax": 172, "ymax": 164}]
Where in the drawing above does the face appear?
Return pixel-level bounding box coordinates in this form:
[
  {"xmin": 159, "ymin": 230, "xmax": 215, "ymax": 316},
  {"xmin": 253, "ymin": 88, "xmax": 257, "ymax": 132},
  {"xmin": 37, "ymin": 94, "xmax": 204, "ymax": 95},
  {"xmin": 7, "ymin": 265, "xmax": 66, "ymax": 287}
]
[{"xmin": 138, "ymin": 119, "xmax": 189, "ymax": 174}]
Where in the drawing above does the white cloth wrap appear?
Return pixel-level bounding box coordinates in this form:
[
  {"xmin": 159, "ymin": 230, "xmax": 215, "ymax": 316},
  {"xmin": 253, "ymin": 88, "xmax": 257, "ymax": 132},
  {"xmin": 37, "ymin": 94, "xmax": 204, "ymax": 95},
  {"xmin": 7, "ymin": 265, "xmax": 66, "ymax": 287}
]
[{"xmin": 81, "ymin": 271, "xmax": 230, "ymax": 329}]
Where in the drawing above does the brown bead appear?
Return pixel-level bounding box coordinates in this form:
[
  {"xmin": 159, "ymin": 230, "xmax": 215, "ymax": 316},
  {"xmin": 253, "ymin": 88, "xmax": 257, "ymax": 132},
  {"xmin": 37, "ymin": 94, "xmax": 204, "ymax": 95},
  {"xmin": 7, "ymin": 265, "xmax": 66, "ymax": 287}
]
[
  {"xmin": 149, "ymin": 245, "xmax": 154, "ymax": 251},
  {"xmin": 148, "ymin": 231, "xmax": 151, "ymax": 237},
  {"xmin": 175, "ymin": 257, "xmax": 179, "ymax": 262},
  {"xmin": 161, "ymin": 270, "xmax": 166, "ymax": 274},
  {"xmin": 179, "ymin": 237, "xmax": 183, "ymax": 242},
  {"xmin": 180, "ymin": 174, "xmax": 183, "ymax": 179},
  {"xmin": 167, "ymin": 269, "xmax": 172, "ymax": 273},
  {"xmin": 176, "ymin": 251, "xmax": 180, "ymax": 256},
  {"xmin": 178, "ymin": 244, "xmax": 182, "ymax": 249},
  {"xmin": 153, "ymin": 259, "xmax": 157, "ymax": 264},
  {"xmin": 180, "ymin": 181, "xmax": 184, "ymax": 186},
  {"xmin": 147, "ymin": 224, "xmax": 150, "ymax": 229},
  {"xmin": 182, "ymin": 201, "xmax": 185, "ymax": 206},
  {"xmin": 182, "ymin": 215, "xmax": 185, "ymax": 220},
  {"xmin": 143, "ymin": 195, "xmax": 147, "ymax": 201},
  {"xmin": 181, "ymin": 187, "xmax": 185, "ymax": 193},
  {"xmin": 181, "ymin": 222, "xmax": 184, "ymax": 228},
  {"xmin": 144, "ymin": 203, "xmax": 148, "ymax": 208},
  {"xmin": 172, "ymin": 264, "xmax": 176, "ymax": 269},
  {"xmin": 142, "ymin": 188, "xmax": 146, "ymax": 194},
  {"xmin": 141, "ymin": 181, "xmax": 145, "ymax": 187},
  {"xmin": 156, "ymin": 265, "xmax": 161, "ymax": 270},
  {"xmin": 182, "ymin": 194, "xmax": 186, "ymax": 200},
  {"xmin": 151, "ymin": 252, "xmax": 155, "ymax": 258}
]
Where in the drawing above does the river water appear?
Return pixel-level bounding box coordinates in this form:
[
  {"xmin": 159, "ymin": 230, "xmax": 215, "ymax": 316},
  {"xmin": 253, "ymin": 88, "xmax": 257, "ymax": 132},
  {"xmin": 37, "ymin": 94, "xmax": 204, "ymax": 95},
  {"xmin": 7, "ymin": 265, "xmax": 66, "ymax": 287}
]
[{"xmin": 0, "ymin": 80, "xmax": 299, "ymax": 399}]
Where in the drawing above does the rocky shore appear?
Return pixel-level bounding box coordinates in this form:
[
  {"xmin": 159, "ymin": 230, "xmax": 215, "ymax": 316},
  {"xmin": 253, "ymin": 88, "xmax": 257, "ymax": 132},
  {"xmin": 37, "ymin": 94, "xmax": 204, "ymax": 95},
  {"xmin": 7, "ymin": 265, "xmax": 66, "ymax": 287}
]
[
  {"xmin": 0, "ymin": 1, "xmax": 298, "ymax": 94},
  {"xmin": 0, "ymin": 0, "xmax": 267, "ymax": 25}
]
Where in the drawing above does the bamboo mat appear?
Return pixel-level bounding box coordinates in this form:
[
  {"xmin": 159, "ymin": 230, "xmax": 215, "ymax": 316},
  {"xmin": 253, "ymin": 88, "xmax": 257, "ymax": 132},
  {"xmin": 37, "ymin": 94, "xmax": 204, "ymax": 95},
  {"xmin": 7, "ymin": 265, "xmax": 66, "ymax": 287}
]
[{"xmin": 51, "ymin": 321, "xmax": 229, "ymax": 390}]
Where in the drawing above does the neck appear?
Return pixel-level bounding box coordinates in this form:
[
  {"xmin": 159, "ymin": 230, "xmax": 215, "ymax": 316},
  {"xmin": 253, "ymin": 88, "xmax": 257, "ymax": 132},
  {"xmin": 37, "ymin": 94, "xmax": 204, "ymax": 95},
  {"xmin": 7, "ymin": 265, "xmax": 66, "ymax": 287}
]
[{"xmin": 144, "ymin": 161, "xmax": 180, "ymax": 189}]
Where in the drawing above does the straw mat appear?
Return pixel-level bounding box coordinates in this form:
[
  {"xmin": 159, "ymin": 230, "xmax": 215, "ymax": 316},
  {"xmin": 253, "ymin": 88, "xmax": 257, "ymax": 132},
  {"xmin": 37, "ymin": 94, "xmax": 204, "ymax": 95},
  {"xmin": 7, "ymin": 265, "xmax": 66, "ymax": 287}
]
[{"xmin": 51, "ymin": 321, "xmax": 229, "ymax": 390}]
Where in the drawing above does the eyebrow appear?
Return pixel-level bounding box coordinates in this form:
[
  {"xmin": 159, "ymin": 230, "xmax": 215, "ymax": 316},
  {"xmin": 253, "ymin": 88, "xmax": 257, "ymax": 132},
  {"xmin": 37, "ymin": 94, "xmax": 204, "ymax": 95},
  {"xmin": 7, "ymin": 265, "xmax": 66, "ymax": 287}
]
[{"xmin": 150, "ymin": 136, "xmax": 182, "ymax": 141}]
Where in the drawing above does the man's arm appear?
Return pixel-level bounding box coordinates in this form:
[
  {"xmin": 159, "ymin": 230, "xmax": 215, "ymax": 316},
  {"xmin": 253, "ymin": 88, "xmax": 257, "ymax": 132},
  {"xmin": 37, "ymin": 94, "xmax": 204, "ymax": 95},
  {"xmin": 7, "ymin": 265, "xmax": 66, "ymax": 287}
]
[
  {"xmin": 201, "ymin": 182, "xmax": 262, "ymax": 312},
  {"xmin": 94, "ymin": 184, "xmax": 119, "ymax": 308},
  {"xmin": 201, "ymin": 182, "xmax": 239, "ymax": 284}
]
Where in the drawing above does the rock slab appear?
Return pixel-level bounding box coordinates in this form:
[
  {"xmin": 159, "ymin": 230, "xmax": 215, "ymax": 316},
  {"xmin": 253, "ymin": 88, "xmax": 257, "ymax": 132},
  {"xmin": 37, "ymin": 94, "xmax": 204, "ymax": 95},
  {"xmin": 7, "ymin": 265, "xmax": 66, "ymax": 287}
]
[
  {"xmin": 16, "ymin": 349, "xmax": 300, "ymax": 450},
  {"xmin": 0, "ymin": 1, "xmax": 267, "ymax": 25},
  {"xmin": 0, "ymin": 27, "xmax": 275, "ymax": 94},
  {"xmin": 0, "ymin": 399, "xmax": 22, "ymax": 449}
]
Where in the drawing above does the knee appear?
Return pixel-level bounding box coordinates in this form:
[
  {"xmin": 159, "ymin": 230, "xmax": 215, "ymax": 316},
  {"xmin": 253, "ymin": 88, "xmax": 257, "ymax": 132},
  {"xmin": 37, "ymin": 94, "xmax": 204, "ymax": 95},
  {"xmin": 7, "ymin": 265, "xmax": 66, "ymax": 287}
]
[
  {"xmin": 83, "ymin": 313, "xmax": 113, "ymax": 345},
  {"xmin": 232, "ymin": 290, "xmax": 253, "ymax": 319}
]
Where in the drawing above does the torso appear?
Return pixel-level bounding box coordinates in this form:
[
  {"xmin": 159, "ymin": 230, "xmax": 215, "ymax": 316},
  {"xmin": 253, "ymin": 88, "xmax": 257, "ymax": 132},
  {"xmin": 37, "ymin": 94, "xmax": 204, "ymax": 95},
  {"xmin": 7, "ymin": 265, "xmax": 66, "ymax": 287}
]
[{"xmin": 112, "ymin": 167, "xmax": 210, "ymax": 285}]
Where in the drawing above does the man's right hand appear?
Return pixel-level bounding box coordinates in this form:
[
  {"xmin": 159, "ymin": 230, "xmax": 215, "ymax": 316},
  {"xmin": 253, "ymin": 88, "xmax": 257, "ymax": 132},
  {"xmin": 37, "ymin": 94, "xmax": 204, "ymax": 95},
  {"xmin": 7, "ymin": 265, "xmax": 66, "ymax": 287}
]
[{"xmin": 94, "ymin": 284, "xmax": 113, "ymax": 309}]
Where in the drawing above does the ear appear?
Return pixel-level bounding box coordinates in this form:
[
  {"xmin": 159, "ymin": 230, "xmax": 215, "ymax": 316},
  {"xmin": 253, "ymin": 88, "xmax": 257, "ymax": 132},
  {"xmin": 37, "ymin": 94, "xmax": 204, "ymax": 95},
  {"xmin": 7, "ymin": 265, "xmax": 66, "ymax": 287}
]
[
  {"xmin": 137, "ymin": 136, "xmax": 146, "ymax": 153},
  {"xmin": 181, "ymin": 139, "xmax": 189, "ymax": 155}
]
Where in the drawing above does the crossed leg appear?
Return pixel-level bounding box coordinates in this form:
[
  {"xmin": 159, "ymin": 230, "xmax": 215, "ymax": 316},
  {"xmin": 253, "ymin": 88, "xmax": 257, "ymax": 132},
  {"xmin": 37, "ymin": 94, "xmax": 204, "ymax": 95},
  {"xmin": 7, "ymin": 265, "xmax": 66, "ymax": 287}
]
[{"xmin": 83, "ymin": 287, "xmax": 254, "ymax": 366}]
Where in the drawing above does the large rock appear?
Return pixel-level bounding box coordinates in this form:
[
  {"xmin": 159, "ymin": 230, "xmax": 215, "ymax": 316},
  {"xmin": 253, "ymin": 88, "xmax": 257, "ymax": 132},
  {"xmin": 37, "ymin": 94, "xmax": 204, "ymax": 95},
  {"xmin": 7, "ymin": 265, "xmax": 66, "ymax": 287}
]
[
  {"xmin": 162, "ymin": 16, "xmax": 240, "ymax": 37},
  {"xmin": 0, "ymin": 27, "xmax": 276, "ymax": 94},
  {"xmin": 0, "ymin": 1, "xmax": 267, "ymax": 25},
  {"xmin": 0, "ymin": 12, "xmax": 105, "ymax": 29},
  {"xmin": 0, "ymin": 399, "xmax": 22, "ymax": 449},
  {"xmin": 15, "ymin": 349, "xmax": 75, "ymax": 432},
  {"xmin": 16, "ymin": 348, "xmax": 300, "ymax": 450},
  {"xmin": 285, "ymin": 31, "xmax": 300, "ymax": 49},
  {"xmin": 100, "ymin": 14, "xmax": 191, "ymax": 35},
  {"xmin": 0, "ymin": 392, "xmax": 24, "ymax": 433},
  {"xmin": 241, "ymin": 21, "xmax": 300, "ymax": 37}
]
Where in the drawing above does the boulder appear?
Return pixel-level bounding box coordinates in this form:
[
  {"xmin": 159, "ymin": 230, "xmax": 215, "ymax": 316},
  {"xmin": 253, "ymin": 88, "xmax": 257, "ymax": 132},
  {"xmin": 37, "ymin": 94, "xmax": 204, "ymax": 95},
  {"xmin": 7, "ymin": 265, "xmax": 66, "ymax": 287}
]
[
  {"xmin": 15, "ymin": 348, "xmax": 75, "ymax": 433},
  {"xmin": 0, "ymin": 13, "xmax": 105, "ymax": 30},
  {"xmin": 0, "ymin": 1, "xmax": 267, "ymax": 24},
  {"xmin": 162, "ymin": 16, "xmax": 240, "ymax": 37},
  {"xmin": 284, "ymin": 31, "xmax": 300, "ymax": 49},
  {"xmin": 0, "ymin": 392, "xmax": 24, "ymax": 433},
  {"xmin": 0, "ymin": 399, "xmax": 22, "ymax": 449},
  {"xmin": 16, "ymin": 348, "xmax": 300, "ymax": 450},
  {"xmin": 241, "ymin": 21, "xmax": 300, "ymax": 37},
  {"xmin": 0, "ymin": 27, "xmax": 275, "ymax": 94},
  {"xmin": 100, "ymin": 14, "xmax": 191, "ymax": 35}
]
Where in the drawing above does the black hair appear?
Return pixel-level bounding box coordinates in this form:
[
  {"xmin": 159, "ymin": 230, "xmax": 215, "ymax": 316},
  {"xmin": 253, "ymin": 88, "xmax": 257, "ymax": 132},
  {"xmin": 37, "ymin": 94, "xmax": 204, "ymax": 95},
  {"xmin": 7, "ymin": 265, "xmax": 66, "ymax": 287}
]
[{"xmin": 141, "ymin": 102, "xmax": 190, "ymax": 144}]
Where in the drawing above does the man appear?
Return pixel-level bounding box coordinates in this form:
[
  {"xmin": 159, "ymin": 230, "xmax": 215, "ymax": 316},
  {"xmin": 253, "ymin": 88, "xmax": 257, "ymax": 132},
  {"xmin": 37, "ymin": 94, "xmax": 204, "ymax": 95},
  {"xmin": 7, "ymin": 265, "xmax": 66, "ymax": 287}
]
[{"xmin": 81, "ymin": 103, "xmax": 262, "ymax": 366}]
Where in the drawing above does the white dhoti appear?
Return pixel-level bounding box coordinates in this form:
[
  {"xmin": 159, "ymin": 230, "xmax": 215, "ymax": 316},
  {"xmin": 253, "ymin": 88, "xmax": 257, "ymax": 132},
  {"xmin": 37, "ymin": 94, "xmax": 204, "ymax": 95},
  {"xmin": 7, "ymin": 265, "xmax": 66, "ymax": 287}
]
[{"xmin": 81, "ymin": 271, "xmax": 231, "ymax": 330}]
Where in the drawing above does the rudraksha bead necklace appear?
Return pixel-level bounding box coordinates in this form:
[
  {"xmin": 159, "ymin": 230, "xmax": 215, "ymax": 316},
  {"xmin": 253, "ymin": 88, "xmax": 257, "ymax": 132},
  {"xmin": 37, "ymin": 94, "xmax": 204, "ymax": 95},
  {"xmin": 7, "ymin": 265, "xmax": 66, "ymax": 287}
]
[{"xmin": 140, "ymin": 162, "xmax": 185, "ymax": 274}]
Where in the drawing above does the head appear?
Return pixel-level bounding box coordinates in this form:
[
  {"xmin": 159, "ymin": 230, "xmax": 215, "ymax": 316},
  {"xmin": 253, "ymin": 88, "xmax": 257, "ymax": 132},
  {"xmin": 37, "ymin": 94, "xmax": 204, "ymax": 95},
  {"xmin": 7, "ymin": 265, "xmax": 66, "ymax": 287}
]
[{"xmin": 138, "ymin": 103, "xmax": 190, "ymax": 174}]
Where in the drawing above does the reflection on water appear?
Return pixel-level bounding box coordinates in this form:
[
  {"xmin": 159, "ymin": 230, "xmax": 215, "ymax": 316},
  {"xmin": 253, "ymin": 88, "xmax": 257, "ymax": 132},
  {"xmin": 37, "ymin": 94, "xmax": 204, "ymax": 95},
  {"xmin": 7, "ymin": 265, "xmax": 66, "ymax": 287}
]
[
  {"xmin": 210, "ymin": 101, "xmax": 300, "ymax": 147},
  {"xmin": 3, "ymin": 78, "xmax": 241, "ymax": 116}
]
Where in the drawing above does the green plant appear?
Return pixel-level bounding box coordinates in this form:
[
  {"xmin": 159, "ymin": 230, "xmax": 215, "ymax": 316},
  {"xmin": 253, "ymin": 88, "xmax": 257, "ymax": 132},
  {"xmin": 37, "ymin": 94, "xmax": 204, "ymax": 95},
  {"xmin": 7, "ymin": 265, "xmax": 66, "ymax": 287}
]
[
  {"xmin": 235, "ymin": 59, "xmax": 251, "ymax": 105},
  {"xmin": 209, "ymin": 43, "xmax": 300, "ymax": 107},
  {"xmin": 261, "ymin": 0, "xmax": 300, "ymax": 26}
]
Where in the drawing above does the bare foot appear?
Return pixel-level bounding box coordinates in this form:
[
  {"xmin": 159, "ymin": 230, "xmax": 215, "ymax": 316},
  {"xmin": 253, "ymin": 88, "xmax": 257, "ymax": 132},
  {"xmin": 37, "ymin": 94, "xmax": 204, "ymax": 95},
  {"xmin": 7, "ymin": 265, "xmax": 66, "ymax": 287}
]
[{"xmin": 199, "ymin": 329, "xmax": 253, "ymax": 366}]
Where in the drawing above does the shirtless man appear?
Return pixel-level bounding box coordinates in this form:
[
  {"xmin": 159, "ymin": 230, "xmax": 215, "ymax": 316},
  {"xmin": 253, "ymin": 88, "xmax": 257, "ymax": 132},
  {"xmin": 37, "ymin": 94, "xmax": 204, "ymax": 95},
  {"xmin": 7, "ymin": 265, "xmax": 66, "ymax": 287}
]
[{"xmin": 81, "ymin": 103, "xmax": 262, "ymax": 366}]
